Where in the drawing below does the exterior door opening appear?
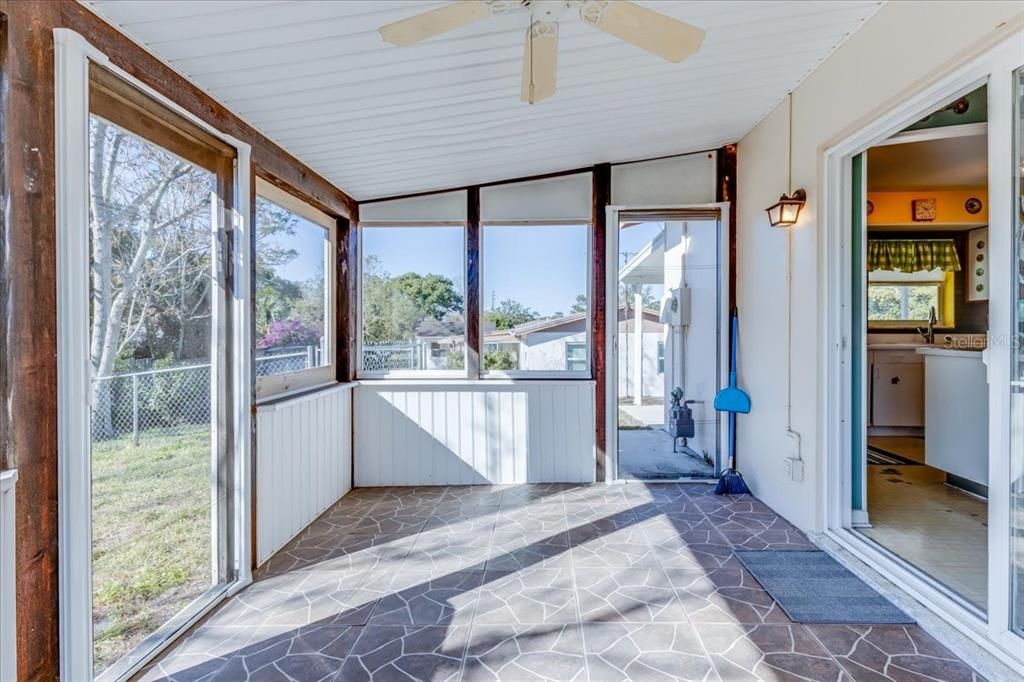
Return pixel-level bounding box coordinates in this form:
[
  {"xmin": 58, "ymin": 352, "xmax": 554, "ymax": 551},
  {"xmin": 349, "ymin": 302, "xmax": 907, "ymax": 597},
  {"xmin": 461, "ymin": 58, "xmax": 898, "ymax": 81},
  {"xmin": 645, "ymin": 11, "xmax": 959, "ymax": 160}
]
[{"xmin": 608, "ymin": 209, "xmax": 728, "ymax": 481}]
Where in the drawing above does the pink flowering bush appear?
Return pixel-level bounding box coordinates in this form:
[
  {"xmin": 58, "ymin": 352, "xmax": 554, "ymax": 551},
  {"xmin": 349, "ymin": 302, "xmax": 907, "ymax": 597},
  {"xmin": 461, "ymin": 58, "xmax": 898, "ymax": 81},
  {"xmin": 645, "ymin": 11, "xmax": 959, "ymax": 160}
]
[{"xmin": 257, "ymin": 319, "xmax": 320, "ymax": 350}]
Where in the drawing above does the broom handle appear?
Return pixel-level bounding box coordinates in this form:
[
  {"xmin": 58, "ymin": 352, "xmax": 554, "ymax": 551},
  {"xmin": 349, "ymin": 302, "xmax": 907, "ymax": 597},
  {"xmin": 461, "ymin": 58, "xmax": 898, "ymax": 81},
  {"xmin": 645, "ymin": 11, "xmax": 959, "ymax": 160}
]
[{"xmin": 729, "ymin": 411, "xmax": 736, "ymax": 470}]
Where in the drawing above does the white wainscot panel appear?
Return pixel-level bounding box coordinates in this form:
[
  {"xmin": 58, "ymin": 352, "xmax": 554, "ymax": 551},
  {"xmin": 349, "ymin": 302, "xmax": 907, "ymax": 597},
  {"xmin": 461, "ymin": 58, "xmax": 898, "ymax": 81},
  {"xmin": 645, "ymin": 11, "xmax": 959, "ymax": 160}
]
[
  {"xmin": 0, "ymin": 470, "xmax": 17, "ymax": 682},
  {"xmin": 256, "ymin": 385, "xmax": 353, "ymax": 565},
  {"xmin": 355, "ymin": 382, "xmax": 596, "ymax": 486}
]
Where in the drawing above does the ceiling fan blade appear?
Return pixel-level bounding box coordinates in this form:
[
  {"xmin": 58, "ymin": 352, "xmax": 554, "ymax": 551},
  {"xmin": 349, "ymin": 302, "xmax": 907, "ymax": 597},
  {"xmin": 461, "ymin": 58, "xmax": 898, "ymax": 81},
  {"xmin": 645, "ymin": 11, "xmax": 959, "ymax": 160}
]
[
  {"xmin": 580, "ymin": 0, "xmax": 704, "ymax": 63},
  {"xmin": 521, "ymin": 21, "xmax": 558, "ymax": 104},
  {"xmin": 379, "ymin": 1, "xmax": 492, "ymax": 47}
]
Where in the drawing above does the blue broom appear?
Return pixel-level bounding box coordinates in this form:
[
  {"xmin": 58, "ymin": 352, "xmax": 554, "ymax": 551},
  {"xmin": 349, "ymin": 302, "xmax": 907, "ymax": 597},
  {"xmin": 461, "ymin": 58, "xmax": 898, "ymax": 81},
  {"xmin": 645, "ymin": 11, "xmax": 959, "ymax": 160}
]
[{"xmin": 714, "ymin": 312, "xmax": 751, "ymax": 495}]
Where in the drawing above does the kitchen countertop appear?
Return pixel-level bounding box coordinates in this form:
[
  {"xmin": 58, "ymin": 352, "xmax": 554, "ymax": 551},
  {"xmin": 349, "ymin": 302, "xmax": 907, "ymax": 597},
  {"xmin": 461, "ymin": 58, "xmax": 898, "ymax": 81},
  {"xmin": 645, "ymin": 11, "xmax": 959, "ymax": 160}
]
[
  {"xmin": 916, "ymin": 346, "xmax": 985, "ymax": 358},
  {"xmin": 867, "ymin": 343, "xmax": 926, "ymax": 350}
]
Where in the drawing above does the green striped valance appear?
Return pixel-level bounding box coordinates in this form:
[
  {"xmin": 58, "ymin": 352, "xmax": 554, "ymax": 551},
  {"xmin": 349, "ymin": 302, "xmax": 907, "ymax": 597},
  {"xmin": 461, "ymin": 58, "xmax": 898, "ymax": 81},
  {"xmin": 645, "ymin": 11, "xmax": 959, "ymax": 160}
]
[{"xmin": 867, "ymin": 239, "xmax": 961, "ymax": 273}]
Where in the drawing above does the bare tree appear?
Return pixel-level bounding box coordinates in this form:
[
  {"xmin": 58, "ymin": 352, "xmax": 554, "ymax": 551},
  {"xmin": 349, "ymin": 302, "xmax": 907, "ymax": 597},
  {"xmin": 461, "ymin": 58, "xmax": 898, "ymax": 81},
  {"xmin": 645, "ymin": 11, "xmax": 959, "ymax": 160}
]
[{"xmin": 88, "ymin": 119, "xmax": 212, "ymax": 437}]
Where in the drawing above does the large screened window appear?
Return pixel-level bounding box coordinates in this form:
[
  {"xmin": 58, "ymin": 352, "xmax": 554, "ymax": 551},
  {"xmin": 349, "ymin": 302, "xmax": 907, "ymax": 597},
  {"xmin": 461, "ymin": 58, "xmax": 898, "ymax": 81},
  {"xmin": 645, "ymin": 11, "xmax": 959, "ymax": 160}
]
[
  {"xmin": 359, "ymin": 225, "xmax": 466, "ymax": 375},
  {"xmin": 255, "ymin": 179, "xmax": 335, "ymax": 398},
  {"xmin": 481, "ymin": 223, "xmax": 590, "ymax": 375},
  {"xmin": 85, "ymin": 63, "xmax": 240, "ymax": 679}
]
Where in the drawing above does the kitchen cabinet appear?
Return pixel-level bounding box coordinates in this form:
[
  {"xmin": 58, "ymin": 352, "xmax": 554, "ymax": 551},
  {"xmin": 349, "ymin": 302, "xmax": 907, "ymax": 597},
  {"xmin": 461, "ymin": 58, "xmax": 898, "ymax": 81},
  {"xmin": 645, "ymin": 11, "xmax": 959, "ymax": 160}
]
[
  {"xmin": 870, "ymin": 349, "xmax": 924, "ymax": 427},
  {"xmin": 918, "ymin": 348, "xmax": 988, "ymax": 486}
]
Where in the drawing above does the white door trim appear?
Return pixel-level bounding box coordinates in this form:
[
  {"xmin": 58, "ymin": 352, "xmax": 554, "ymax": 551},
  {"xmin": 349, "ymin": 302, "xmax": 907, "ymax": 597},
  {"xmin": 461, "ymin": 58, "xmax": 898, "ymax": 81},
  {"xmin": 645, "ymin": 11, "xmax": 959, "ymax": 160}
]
[
  {"xmin": 604, "ymin": 203, "xmax": 731, "ymax": 483},
  {"xmin": 819, "ymin": 28, "xmax": 1024, "ymax": 669},
  {"xmin": 54, "ymin": 28, "xmax": 253, "ymax": 680}
]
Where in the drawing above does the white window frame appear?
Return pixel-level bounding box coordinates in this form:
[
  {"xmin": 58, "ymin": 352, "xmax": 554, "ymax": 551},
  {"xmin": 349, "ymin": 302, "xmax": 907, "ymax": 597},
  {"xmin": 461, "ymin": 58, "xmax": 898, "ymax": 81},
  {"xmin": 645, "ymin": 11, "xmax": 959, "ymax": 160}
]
[
  {"xmin": 565, "ymin": 341, "xmax": 588, "ymax": 372},
  {"xmin": 867, "ymin": 268, "xmax": 950, "ymax": 327},
  {"xmin": 356, "ymin": 222, "xmax": 469, "ymax": 379},
  {"xmin": 820, "ymin": 29, "xmax": 1024, "ymax": 669},
  {"xmin": 604, "ymin": 205, "xmax": 731, "ymax": 483},
  {"xmin": 54, "ymin": 28, "xmax": 253, "ymax": 680},
  {"xmin": 480, "ymin": 221, "xmax": 593, "ymax": 380},
  {"xmin": 254, "ymin": 178, "xmax": 337, "ymax": 400}
]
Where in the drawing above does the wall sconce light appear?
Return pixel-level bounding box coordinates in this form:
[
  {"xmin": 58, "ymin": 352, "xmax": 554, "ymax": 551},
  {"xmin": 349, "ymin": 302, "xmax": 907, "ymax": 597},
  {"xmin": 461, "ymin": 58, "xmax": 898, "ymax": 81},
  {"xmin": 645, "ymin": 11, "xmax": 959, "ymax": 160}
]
[
  {"xmin": 766, "ymin": 92, "xmax": 806, "ymax": 228},
  {"xmin": 766, "ymin": 189, "xmax": 806, "ymax": 227}
]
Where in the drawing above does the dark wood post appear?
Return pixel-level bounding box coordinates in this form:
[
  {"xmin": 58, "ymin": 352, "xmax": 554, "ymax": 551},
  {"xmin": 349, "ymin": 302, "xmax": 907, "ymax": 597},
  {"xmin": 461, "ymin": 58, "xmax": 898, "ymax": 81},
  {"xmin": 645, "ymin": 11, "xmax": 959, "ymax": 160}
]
[
  {"xmin": 466, "ymin": 186, "xmax": 481, "ymax": 378},
  {"xmin": 592, "ymin": 163, "xmax": 611, "ymax": 481},
  {"xmin": 0, "ymin": 1, "xmax": 62, "ymax": 678},
  {"xmin": 337, "ymin": 212, "xmax": 357, "ymax": 383},
  {"xmin": 716, "ymin": 144, "xmax": 738, "ymax": 315}
]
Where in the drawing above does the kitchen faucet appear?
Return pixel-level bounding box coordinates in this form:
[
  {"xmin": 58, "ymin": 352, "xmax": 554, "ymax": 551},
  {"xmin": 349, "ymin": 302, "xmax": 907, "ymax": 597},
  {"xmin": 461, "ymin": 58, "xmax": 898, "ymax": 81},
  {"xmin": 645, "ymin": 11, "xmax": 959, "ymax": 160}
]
[{"xmin": 917, "ymin": 306, "xmax": 937, "ymax": 345}]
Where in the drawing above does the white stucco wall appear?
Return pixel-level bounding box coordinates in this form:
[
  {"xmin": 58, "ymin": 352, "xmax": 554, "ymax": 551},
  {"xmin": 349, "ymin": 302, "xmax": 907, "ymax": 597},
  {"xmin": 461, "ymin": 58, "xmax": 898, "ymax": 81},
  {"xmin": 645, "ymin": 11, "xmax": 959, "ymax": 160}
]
[
  {"xmin": 519, "ymin": 331, "xmax": 586, "ymax": 371},
  {"xmin": 736, "ymin": 2, "xmax": 1023, "ymax": 531},
  {"xmin": 617, "ymin": 332, "xmax": 664, "ymax": 399}
]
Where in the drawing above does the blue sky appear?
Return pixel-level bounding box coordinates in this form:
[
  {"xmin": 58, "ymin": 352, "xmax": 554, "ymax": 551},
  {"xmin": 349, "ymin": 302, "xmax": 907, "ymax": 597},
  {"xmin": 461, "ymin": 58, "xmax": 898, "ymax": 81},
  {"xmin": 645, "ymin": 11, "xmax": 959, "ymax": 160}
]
[
  {"xmin": 362, "ymin": 224, "xmax": 593, "ymax": 317},
  {"xmin": 272, "ymin": 214, "xmax": 328, "ymax": 282},
  {"xmin": 272, "ymin": 220, "xmax": 669, "ymax": 317}
]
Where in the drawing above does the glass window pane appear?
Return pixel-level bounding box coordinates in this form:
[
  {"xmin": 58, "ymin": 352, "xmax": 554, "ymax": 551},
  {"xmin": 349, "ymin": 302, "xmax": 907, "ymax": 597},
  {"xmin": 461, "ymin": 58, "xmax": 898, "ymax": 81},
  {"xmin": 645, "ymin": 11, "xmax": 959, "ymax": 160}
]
[
  {"xmin": 868, "ymin": 284, "xmax": 940, "ymax": 321},
  {"xmin": 481, "ymin": 224, "xmax": 589, "ymax": 372},
  {"xmin": 88, "ymin": 116, "xmax": 220, "ymax": 674},
  {"xmin": 254, "ymin": 196, "xmax": 329, "ymax": 378},
  {"xmin": 1011, "ymin": 66, "xmax": 1024, "ymax": 636},
  {"xmin": 360, "ymin": 225, "xmax": 465, "ymax": 372}
]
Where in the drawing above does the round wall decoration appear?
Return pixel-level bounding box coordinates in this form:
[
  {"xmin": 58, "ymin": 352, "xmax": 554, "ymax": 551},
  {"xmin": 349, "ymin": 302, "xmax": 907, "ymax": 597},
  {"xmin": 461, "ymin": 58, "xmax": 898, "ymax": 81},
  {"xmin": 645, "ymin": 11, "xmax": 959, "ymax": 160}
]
[
  {"xmin": 866, "ymin": 200, "xmax": 874, "ymax": 216},
  {"xmin": 965, "ymin": 197, "xmax": 983, "ymax": 214}
]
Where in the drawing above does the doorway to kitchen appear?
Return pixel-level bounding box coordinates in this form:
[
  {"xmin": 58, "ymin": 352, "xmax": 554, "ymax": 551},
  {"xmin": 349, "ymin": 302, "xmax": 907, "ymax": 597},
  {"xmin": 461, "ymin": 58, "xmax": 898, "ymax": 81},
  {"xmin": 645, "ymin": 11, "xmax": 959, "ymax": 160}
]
[
  {"xmin": 822, "ymin": 29, "xmax": 1023, "ymax": 669},
  {"xmin": 855, "ymin": 86, "xmax": 991, "ymax": 612},
  {"xmin": 605, "ymin": 207, "xmax": 729, "ymax": 481}
]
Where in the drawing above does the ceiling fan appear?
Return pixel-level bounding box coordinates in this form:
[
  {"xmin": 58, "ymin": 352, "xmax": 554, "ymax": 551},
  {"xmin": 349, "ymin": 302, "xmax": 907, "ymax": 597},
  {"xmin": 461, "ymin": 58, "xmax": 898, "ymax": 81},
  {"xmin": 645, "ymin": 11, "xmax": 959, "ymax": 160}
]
[{"xmin": 379, "ymin": 1, "xmax": 705, "ymax": 104}]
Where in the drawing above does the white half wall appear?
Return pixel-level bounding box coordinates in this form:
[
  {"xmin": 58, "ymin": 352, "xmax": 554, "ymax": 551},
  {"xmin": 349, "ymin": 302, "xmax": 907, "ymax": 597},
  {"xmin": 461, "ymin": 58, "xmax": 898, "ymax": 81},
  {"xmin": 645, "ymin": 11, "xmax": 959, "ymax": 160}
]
[
  {"xmin": 735, "ymin": 1, "xmax": 1023, "ymax": 531},
  {"xmin": 0, "ymin": 470, "xmax": 17, "ymax": 682},
  {"xmin": 255, "ymin": 384, "xmax": 353, "ymax": 565},
  {"xmin": 354, "ymin": 381, "xmax": 596, "ymax": 486}
]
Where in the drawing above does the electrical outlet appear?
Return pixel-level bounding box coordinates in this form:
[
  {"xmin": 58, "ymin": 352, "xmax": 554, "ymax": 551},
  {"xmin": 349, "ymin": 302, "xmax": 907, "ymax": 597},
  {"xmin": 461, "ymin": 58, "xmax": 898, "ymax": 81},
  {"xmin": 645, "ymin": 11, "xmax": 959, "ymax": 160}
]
[{"xmin": 784, "ymin": 457, "xmax": 804, "ymax": 482}]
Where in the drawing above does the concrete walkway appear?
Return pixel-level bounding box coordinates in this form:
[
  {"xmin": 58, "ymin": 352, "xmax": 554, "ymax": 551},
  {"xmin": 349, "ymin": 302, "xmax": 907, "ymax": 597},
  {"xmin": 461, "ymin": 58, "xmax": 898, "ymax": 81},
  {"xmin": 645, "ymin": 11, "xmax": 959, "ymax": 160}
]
[{"xmin": 619, "ymin": 428, "xmax": 715, "ymax": 479}]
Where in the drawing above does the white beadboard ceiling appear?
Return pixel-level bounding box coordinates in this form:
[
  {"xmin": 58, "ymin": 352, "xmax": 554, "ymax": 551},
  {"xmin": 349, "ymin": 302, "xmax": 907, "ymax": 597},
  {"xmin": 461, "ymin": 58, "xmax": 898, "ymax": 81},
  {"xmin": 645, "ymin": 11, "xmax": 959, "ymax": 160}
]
[{"xmin": 85, "ymin": 0, "xmax": 884, "ymax": 200}]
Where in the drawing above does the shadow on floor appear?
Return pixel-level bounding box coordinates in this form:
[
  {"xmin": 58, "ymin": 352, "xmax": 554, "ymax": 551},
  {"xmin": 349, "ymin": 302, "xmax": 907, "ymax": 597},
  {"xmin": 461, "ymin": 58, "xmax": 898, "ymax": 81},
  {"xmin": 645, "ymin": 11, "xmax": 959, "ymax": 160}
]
[{"xmin": 137, "ymin": 484, "xmax": 983, "ymax": 682}]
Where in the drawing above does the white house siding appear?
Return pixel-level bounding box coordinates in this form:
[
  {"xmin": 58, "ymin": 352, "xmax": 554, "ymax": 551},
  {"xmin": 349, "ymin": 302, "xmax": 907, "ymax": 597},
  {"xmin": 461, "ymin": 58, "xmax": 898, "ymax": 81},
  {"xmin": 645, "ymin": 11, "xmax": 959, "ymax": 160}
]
[
  {"xmin": 518, "ymin": 330, "xmax": 586, "ymax": 371},
  {"xmin": 736, "ymin": 1, "xmax": 1021, "ymax": 531}
]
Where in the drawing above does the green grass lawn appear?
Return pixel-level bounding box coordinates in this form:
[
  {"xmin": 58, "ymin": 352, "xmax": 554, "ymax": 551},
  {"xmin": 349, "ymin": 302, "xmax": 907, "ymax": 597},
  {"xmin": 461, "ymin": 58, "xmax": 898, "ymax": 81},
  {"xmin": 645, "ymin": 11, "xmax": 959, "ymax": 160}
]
[{"xmin": 91, "ymin": 425, "xmax": 212, "ymax": 673}]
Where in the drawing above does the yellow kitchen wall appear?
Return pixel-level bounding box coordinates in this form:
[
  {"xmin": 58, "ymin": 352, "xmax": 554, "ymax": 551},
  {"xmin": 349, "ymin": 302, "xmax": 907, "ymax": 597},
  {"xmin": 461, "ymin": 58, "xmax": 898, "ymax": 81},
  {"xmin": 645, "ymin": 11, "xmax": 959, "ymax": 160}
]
[
  {"xmin": 735, "ymin": 1, "xmax": 1021, "ymax": 532},
  {"xmin": 867, "ymin": 189, "xmax": 988, "ymax": 226}
]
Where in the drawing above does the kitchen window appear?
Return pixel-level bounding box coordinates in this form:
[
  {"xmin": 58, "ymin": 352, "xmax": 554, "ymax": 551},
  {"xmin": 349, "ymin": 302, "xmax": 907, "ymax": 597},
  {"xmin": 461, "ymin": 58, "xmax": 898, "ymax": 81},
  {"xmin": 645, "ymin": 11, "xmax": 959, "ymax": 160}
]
[{"xmin": 867, "ymin": 269, "xmax": 952, "ymax": 327}]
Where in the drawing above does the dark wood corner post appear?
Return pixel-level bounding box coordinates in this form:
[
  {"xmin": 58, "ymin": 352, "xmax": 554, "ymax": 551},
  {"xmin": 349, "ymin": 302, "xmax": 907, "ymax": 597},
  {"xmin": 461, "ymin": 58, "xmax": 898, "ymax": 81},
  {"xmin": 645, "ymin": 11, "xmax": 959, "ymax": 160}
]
[
  {"xmin": 716, "ymin": 144, "xmax": 738, "ymax": 316},
  {"xmin": 337, "ymin": 208, "xmax": 358, "ymax": 384},
  {"xmin": 466, "ymin": 187, "xmax": 481, "ymax": 379},
  {"xmin": 592, "ymin": 164, "xmax": 611, "ymax": 481},
  {"xmin": 0, "ymin": 1, "xmax": 62, "ymax": 679}
]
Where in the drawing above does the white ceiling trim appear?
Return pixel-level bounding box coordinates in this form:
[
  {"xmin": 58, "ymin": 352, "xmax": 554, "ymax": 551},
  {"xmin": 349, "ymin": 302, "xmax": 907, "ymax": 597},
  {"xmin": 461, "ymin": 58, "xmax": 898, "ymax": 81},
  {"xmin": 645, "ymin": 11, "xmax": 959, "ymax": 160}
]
[{"xmin": 87, "ymin": 0, "xmax": 885, "ymax": 200}]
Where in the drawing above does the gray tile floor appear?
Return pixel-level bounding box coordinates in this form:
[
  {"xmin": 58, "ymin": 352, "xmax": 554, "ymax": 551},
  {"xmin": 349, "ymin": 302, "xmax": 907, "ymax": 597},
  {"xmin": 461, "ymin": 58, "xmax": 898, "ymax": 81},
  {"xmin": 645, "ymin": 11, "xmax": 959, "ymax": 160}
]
[{"xmin": 139, "ymin": 484, "xmax": 985, "ymax": 681}]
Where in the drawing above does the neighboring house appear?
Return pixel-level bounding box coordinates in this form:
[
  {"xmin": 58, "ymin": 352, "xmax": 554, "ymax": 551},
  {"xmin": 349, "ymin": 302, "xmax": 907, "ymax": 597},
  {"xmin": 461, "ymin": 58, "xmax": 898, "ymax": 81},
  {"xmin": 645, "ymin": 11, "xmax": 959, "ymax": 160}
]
[{"xmin": 481, "ymin": 307, "xmax": 664, "ymax": 397}]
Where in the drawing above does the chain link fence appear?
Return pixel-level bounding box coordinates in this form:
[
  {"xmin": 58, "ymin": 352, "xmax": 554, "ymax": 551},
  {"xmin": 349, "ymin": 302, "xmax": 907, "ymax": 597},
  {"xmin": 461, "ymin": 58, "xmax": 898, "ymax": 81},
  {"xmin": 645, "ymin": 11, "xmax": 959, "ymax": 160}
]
[
  {"xmin": 91, "ymin": 348, "xmax": 320, "ymax": 443},
  {"xmin": 362, "ymin": 342, "xmax": 417, "ymax": 372},
  {"xmin": 90, "ymin": 341, "xmax": 484, "ymax": 442},
  {"xmin": 91, "ymin": 364, "xmax": 212, "ymax": 443}
]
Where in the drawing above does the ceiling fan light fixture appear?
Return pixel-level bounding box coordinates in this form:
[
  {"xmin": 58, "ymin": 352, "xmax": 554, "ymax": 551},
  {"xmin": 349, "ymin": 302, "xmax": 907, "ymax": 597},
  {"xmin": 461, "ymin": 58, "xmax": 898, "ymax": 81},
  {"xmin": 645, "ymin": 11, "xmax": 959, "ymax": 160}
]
[{"xmin": 766, "ymin": 189, "xmax": 806, "ymax": 227}]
